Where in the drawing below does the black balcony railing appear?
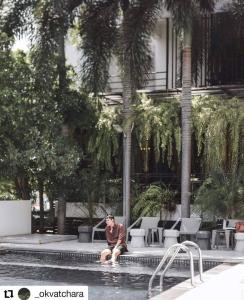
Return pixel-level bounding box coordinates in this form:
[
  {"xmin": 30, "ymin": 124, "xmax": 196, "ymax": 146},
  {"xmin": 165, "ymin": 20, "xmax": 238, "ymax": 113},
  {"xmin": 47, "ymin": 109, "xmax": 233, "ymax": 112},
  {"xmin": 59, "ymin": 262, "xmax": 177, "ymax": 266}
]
[
  {"xmin": 107, "ymin": 13, "xmax": 244, "ymax": 95},
  {"xmin": 107, "ymin": 70, "xmax": 168, "ymax": 93}
]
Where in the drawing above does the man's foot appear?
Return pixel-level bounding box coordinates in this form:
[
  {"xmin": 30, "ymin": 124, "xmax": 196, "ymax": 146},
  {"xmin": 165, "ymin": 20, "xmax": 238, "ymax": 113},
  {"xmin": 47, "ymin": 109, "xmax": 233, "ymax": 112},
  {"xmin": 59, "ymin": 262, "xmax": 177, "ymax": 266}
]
[{"xmin": 100, "ymin": 259, "xmax": 110, "ymax": 264}]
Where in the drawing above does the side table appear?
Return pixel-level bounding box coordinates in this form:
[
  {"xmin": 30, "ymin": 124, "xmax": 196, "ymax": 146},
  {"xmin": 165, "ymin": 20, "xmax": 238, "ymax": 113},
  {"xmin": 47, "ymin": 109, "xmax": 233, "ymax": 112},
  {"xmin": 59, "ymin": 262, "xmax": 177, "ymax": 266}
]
[
  {"xmin": 212, "ymin": 228, "xmax": 235, "ymax": 249},
  {"xmin": 163, "ymin": 229, "xmax": 179, "ymax": 248},
  {"xmin": 130, "ymin": 228, "xmax": 146, "ymax": 247}
]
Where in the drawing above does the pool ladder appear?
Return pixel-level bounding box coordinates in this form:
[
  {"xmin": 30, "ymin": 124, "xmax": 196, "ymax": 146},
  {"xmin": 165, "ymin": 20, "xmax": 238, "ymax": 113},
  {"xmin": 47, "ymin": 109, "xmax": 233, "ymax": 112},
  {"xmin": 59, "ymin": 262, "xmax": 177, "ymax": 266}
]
[{"xmin": 148, "ymin": 241, "xmax": 203, "ymax": 298}]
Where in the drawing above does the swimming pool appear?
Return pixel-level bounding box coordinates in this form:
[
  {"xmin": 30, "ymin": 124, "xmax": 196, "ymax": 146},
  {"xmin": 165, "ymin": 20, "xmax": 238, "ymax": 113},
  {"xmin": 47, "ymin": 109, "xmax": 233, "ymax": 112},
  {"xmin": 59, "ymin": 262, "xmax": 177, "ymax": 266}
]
[{"xmin": 0, "ymin": 250, "xmax": 213, "ymax": 299}]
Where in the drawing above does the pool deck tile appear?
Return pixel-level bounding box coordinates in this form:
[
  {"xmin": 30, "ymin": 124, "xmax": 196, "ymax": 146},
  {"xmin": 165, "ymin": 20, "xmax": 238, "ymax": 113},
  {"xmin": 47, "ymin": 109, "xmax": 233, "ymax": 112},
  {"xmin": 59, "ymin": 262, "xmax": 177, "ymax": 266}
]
[
  {"xmin": 151, "ymin": 263, "xmax": 244, "ymax": 300},
  {"xmin": 0, "ymin": 233, "xmax": 77, "ymax": 244},
  {"xmin": 0, "ymin": 235, "xmax": 244, "ymax": 264}
]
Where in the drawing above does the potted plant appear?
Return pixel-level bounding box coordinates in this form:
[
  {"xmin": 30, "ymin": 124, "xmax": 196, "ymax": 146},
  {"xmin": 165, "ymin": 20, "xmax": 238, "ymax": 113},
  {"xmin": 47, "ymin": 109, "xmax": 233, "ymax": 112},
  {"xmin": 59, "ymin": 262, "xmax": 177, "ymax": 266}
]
[{"xmin": 132, "ymin": 183, "xmax": 177, "ymax": 220}]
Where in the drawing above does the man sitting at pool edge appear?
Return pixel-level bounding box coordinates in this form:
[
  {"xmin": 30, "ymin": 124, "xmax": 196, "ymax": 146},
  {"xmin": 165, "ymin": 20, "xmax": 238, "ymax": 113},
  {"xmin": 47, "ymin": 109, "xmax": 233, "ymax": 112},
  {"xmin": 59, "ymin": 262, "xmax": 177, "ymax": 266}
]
[{"xmin": 100, "ymin": 215, "xmax": 128, "ymax": 263}]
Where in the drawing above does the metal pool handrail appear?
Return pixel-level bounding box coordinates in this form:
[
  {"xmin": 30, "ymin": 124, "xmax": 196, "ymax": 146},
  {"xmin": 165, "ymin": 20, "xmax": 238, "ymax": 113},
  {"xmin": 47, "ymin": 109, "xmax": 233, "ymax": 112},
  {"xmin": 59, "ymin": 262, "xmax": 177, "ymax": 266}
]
[
  {"xmin": 181, "ymin": 241, "xmax": 204, "ymax": 283},
  {"xmin": 158, "ymin": 244, "xmax": 195, "ymax": 293},
  {"xmin": 148, "ymin": 241, "xmax": 202, "ymax": 298}
]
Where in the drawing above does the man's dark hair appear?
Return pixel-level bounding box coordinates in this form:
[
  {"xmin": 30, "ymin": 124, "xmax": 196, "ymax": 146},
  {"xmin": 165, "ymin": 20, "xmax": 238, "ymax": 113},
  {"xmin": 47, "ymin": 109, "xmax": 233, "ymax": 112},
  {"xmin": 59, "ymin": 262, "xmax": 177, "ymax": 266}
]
[{"xmin": 106, "ymin": 214, "xmax": 114, "ymax": 220}]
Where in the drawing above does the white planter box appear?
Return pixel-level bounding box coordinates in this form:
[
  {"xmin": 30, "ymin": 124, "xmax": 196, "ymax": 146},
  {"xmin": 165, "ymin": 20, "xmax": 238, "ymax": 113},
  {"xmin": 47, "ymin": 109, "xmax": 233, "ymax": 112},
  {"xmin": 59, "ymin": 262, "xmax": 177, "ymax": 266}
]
[{"xmin": 0, "ymin": 200, "xmax": 31, "ymax": 236}]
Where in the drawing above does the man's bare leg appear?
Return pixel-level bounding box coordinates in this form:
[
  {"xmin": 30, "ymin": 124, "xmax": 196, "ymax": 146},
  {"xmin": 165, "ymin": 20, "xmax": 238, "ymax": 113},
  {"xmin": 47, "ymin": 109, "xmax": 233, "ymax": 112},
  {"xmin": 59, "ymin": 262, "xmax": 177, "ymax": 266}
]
[
  {"xmin": 100, "ymin": 249, "xmax": 112, "ymax": 263},
  {"xmin": 111, "ymin": 248, "xmax": 121, "ymax": 263}
]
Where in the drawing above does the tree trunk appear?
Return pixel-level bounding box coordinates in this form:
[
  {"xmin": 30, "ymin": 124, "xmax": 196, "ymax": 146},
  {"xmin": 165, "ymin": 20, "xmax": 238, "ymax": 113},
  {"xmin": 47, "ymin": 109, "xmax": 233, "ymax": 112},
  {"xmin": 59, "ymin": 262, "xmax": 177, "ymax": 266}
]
[
  {"xmin": 88, "ymin": 190, "xmax": 95, "ymax": 226},
  {"xmin": 122, "ymin": 84, "xmax": 133, "ymax": 229},
  {"xmin": 181, "ymin": 29, "xmax": 192, "ymax": 218},
  {"xmin": 121, "ymin": 9, "xmax": 134, "ymax": 229},
  {"xmin": 55, "ymin": 0, "xmax": 68, "ymax": 234},
  {"xmin": 57, "ymin": 196, "xmax": 66, "ymax": 234},
  {"xmin": 15, "ymin": 174, "xmax": 31, "ymax": 200},
  {"xmin": 38, "ymin": 180, "xmax": 45, "ymax": 234},
  {"xmin": 48, "ymin": 196, "xmax": 55, "ymax": 233},
  {"xmin": 237, "ymin": 118, "xmax": 244, "ymax": 174},
  {"xmin": 55, "ymin": 0, "xmax": 67, "ymax": 91},
  {"xmin": 121, "ymin": 47, "xmax": 134, "ymax": 228}
]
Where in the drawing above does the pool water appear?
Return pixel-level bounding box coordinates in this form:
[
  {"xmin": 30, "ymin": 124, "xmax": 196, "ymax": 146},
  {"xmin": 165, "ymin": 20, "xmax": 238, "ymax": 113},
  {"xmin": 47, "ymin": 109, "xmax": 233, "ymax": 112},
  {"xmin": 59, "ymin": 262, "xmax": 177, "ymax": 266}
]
[{"xmin": 0, "ymin": 251, "xmax": 186, "ymax": 300}]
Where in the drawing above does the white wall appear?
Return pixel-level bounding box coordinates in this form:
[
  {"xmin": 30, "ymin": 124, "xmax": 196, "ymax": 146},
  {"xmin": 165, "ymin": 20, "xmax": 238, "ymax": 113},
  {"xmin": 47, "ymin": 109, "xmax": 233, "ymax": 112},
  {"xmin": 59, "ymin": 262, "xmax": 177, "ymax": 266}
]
[
  {"xmin": 0, "ymin": 200, "xmax": 31, "ymax": 236},
  {"xmin": 66, "ymin": 202, "xmax": 109, "ymax": 218},
  {"xmin": 152, "ymin": 19, "xmax": 168, "ymax": 90},
  {"xmin": 158, "ymin": 204, "xmax": 204, "ymax": 221},
  {"xmin": 55, "ymin": 202, "xmax": 119, "ymax": 218},
  {"xmin": 62, "ymin": 203, "xmax": 204, "ymax": 220}
]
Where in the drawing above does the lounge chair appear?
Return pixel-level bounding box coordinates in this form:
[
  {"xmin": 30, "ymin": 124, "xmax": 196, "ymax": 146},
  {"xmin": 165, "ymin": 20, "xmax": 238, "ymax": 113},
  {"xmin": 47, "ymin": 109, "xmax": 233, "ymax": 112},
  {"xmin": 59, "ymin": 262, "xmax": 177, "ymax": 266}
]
[
  {"xmin": 126, "ymin": 216, "xmax": 160, "ymax": 245},
  {"xmin": 92, "ymin": 216, "xmax": 125, "ymax": 243},
  {"xmin": 172, "ymin": 217, "xmax": 202, "ymax": 242}
]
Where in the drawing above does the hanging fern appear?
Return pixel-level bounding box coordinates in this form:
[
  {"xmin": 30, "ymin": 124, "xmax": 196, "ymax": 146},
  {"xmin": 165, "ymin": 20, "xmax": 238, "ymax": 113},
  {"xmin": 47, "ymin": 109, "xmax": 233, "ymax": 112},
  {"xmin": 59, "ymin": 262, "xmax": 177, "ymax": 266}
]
[
  {"xmin": 89, "ymin": 94, "xmax": 243, "ymax": 176},
  {"xmin": 134, "ymin": 94, "xmax": 181, "ymax": 169},
  {"xmin": 192, "ymin": 95, "xmax": 244, "ymax": 174},
  {"xmin": 88, "ymin": 104, "xmax": 121, "ymax": 170}
]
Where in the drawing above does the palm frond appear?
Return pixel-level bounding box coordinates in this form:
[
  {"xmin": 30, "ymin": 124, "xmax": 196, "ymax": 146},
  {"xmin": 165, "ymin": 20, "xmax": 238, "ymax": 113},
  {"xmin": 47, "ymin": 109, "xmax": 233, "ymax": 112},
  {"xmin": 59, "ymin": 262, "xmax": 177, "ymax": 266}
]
[
  {"xmin": 79, "ymin": 0, "xmax": 119, "ymax": 94},
  {"xmin": 31, "ymin": 0, "xmax": 72, "ymax": 92},
  {"xmin": 163, "ymin": 0, "xmax": 215, "ymax": 32},
  {"xmin": 132, "ymin": 183, "xmax": 177, "ymax": 217},
  {"xmin": 118, "ymin": 0, "xmax": 162, "ymax": 90},
  {"xmin": 224, "ymin": 0, "xmax": 244, "ymax": 21},
  {"xmin": 30, "ymin": 3, "xmax": 58, "ymax": 92},
  {"xmin": 1, "ymin": 0, "xmax": 37, "ymax": 37}
]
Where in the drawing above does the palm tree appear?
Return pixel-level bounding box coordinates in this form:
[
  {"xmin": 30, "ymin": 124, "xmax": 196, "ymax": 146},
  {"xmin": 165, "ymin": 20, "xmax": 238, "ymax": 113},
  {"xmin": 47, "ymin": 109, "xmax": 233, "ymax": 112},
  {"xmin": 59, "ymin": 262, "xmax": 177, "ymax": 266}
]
[
  {"xmin": 163, "ymin": 0, "xmax": 215, "ymax": 217},
  {"xmin": 80, "ymin": 0, "xmax": 162, "ymax": 227}
]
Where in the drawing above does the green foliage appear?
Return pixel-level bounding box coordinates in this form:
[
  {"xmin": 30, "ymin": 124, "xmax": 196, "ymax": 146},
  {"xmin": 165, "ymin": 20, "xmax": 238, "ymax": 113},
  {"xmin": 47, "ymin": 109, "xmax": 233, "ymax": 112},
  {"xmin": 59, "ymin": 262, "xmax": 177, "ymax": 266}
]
[
  {"xmin": 88, "ymin": 94, "xmax": 182, "ymax": 171},
  {"xmin": 195, "ymin": 169, "xmax": 244, "ymax": 218},
  {"xmin": 0, "ymin": 50, "xmax": 34, "ymax": 176},
  {"xmin": 0, "ymin": 179, "xmax": 16, "ymax": 200},
  {"xmin": 133, "ymin": 183, "xmax": 177, "ymax": 219},
  {"xmin": 1, "ymin": 0, "xmax": 36, "ymax": 37},
  {"xmin": 134, "ymin": 94, "xmax": 181, "ymax": 167},
  {"xmin": 88, "ymin": 104, "xmax": 121, "ymax": 171},
  {"xmin": 192, "ymin": 95, "xmax": 244, "ymax": 174},
  {"xmin": 0, "ymin": 47, "xmax": 84, "ymax": 199},
  {"xmin": 89, "ymin": 94, "xmax": 243, "ymax": 175},
  {"xmin": 105, "ymin": 178, "xmax": 122, "ymax": 205}
]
